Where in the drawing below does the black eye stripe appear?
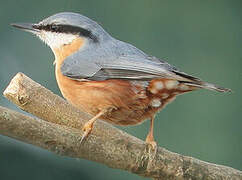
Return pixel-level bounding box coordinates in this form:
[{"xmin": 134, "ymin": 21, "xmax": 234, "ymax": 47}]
[
  {"xmin": 33, "ymin": 24, "xmax": 98, "ymax": 42},
  {"xmin": 49, "ymin": 24, "xmax": 59, "ymax": 31}
]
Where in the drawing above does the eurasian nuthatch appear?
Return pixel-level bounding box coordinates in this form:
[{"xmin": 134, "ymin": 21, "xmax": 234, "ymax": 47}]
[{"xmin": 12, "ymin": 12, "xmax": 230, "ymax": 149}]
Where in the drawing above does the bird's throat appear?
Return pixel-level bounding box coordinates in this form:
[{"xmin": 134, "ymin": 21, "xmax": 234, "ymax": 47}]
[{"xmin": 53, "ymin": 37, "xmax": 85, "ymax": 67}]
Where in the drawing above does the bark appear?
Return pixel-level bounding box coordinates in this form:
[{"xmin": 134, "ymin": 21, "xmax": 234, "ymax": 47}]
[{"xmin": 1, "ymin": 72, "xmax": 241, "ymax": 179}]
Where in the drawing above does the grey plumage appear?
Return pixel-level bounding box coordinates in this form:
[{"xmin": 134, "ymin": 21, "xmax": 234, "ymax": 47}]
[{"xmin": 34, "ymin": 12, "xmax": 231, "ymax": 92}]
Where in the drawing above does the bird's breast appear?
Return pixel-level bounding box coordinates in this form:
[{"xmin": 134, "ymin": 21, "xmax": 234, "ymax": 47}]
[{"xmin": 52, "ymin": 37, "xmax": 195, "ymax": 126}]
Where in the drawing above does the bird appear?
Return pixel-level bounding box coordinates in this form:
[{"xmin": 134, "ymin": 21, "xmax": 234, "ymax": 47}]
[{"xmin": 11, "ymin": 12, "xmax": 230, "ymax": 149}]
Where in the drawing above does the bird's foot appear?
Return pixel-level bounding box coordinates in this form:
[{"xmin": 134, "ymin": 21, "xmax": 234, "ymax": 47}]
[
  {"xmin": 146, "ymin": 140, "xmax": 157, "ymax": 151},
  {"xmin": 145, "ymin": 139, "xmax": 157, "ymax": 156},
  {"xmin": 80, "ymin": 120, "xmax": 94, "ymax": 144},
  {"xmin": 144, "ymin": 139, "xmax": 157, "ymax": 170},
  {"xmin": 79, "ymin": 109, "xmax": 108, "ymax": 144}
]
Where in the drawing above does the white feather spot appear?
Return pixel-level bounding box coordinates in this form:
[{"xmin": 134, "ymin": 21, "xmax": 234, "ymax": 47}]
[
  {"xmin": 151, "ymin": 98, "xmax": 162, "ymax": 107},
  {"xmin": 178, "ymin": 84, "xmax": 190, "ymax": 91},
  {"xmin": 154, "ymin": 81, "xmax": 164, "ymax": 90},
  {"xmin": 165, "ymin": 80, "xmax": 179, "ymax": 90},
  {"xmin": 150, "ymin": 87, "xmax": 158, "ymax": 94}
]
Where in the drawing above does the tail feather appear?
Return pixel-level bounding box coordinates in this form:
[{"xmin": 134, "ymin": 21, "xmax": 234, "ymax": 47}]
[
  {"xmin": 182, "ymin": 81, "xmax": 232, "ymax": 92},
  {"xmin": 172, "ymin": 70, "xmax": 231, "ymax": 92}
]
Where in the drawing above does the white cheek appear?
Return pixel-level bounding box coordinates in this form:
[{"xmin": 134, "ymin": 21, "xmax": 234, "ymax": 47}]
[{"xmin": 38, "ymin": 31, "xmax": 78, "ymax": 49}]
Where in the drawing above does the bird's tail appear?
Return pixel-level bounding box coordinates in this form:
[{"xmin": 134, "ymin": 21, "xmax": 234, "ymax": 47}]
[
  {"xmin": 172, "ymin": 70, "xmax": 231, "ymax": 92},
  {"xmin": 181, "ymin": 81, "xmax": 231, "ymax": 92}
]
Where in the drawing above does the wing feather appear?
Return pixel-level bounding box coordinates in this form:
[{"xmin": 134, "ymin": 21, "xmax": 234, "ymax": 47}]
[
  {"xmin": 61, "ymin": 52, "xmax": 200, "ymax": 82},
  {"xmin": 60, "ymin": 40, "xmax": 230, "ymax": 92}
]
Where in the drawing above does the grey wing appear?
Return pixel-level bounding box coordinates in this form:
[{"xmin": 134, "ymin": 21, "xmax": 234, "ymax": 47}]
[
  {"xmin": 95, "ymin": 55, "xmax": 200, "ymax": 81},
  {"xmin": 60, "ymin": 43, "xmax": 230, "ymax": 92},
  {"xmin": 60, "ymin": 54, "xmax": 102, "ymax": 80},
  {"xmin": 61, "ymin": 51, "xmax": 200, "ymax": 82}
]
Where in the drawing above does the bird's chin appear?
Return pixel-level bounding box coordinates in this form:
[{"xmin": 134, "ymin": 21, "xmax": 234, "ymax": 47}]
[{"xmin": 35, "ymin": 33, "xmax": 50, "ymax": 47}]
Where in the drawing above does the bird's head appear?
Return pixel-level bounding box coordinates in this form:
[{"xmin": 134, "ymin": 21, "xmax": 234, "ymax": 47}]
[{"xmin": 11, "ymin": 12, "xmax": 110, "ymax": 51}]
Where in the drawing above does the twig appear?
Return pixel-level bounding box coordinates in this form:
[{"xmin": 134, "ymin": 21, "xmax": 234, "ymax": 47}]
[{"xmin": 2, "ymin": 72, "xmax": 242, "ymax": 179}]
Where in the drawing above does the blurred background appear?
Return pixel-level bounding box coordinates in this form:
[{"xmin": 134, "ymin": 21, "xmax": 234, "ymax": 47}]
[{"xmin": 0, "ymin": 0, "xmax": 241, "ymax": 179}]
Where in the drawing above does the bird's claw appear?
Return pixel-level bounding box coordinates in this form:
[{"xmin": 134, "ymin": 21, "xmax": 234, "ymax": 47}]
[
  {"xmin": 80, "ymin": 130, "xmax": 90, "ymax": 144},
  {"xmin": 80, "ymin": 121, "xmax": 94, "ymax": 144},
  {"xmin": 146, "ymin": 140, "xmax": 157, "ymax": 152}
]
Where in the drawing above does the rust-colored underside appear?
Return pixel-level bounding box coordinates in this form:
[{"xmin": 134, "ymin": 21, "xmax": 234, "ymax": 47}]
[{"xmin": 53, "ymin": 37, "xmax": 196, "ymax": 126}]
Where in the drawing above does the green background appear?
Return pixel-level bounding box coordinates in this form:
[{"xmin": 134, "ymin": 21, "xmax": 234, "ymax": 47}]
[{"xmin": 0, "ymin": 0, "xmax": 241, "ymax": 179}]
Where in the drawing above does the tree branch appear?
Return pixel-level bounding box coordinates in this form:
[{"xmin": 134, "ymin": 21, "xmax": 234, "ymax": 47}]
[{"xmin": 2, "ymin": 72, "xmax": 241, "ymax": 179}]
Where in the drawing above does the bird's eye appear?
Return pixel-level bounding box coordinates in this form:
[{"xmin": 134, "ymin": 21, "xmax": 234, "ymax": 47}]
[{"xmin": 50, "ymin": 25, "xmax": 59, "ymax": 32}]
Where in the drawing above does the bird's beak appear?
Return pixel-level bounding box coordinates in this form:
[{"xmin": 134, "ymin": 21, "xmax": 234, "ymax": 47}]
[{"xmin": 11, "ymin": 23, "xmax": 40, "ymax": 33}]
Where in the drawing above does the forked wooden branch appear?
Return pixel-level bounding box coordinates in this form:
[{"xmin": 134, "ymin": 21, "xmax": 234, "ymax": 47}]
[{"xmin": 1, "ymin": 72, "xmax": 241, "ymax": 179}]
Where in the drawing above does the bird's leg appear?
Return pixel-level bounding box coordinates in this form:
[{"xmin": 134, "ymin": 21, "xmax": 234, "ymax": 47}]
[
  {"xmin": 144, "ymin": 115, "xmax": 157, "ymax": 169},
  {"xmin": 80, "ymin": 109, "xmax": 107, "ymax": 143},
  {"xmin": 145, "ymin": 115, "xmax": 157, "ymax": 150}
]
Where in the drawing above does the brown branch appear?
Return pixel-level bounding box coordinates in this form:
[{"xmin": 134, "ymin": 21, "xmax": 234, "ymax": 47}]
[{"xmin": 2, "ymin": 72, "xmax": 241, "ymax": 179}]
